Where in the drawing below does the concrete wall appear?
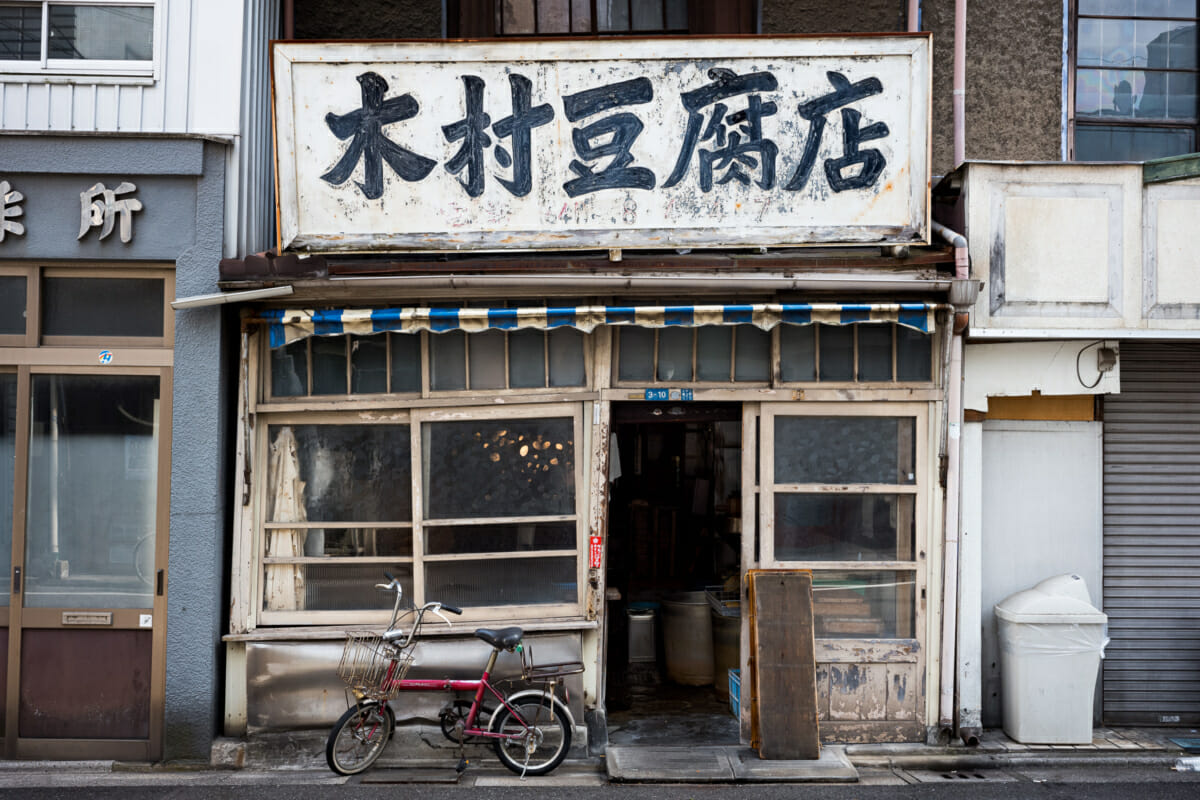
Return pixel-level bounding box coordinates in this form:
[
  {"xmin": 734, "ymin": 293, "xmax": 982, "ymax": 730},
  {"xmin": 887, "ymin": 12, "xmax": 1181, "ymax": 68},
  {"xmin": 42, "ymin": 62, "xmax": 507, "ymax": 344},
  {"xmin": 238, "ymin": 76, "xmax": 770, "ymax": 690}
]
[{"xmin": 293, "ymin": 0, "xmax": 442, "ymax": 38}]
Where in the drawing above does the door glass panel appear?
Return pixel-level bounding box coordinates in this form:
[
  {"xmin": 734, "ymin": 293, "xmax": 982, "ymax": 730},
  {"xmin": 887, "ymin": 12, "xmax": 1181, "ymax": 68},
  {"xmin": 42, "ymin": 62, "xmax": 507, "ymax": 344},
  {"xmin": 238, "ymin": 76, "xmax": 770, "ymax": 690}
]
[
  {"xmin": 548, "ymin": 328, "xmax": 586, "ymax": 387},
  {"xmin": 774, "ymin": 417, "xmax": 916, "ymax": 485},
  {"xmin": 780, "ymin": 325, "xmax": 816, "ymax": 382},
  {"xmin": 43, "ymin": 277, "xmax": 164, "ymax": 338},
  {"xmin": 350, "ymin": 335, "xmax": 387, "ymax": 394},
  {"xmin": 774, "ymin": 494, "xmax": 915, "ymax": 561},
  {"xmin": 509, "ymin": 329, "xmax": 546, "ymax": 388},
  {"xmin": 430, "ymin": 331, "xmax": 467, "ymax": 391},
  {"xmin": 657, "ymin": 327, "xmax": 692, "ymax": 381},
  {"xmin": 0, "ymin": 374, "xmax": 15, "ymax": 608},
  {"xmin": 24, "ymin": 375, "xmax": 159, "ymax": 609},
  {"xmin": 813, "ymin": 570, "xmax": 916, "ymax": 638},
  {"xmin": 618, "ymin": 327, "xmax": 654, "ymax": 381},
  {"xmin": 270, "ymin": 340, "xmax": 308, "ymax": 397},
  {"xmin": 896, "ymin": 326, "xmax": 932, "ymax": 381},
  {"xmin": 858, "ymin": 325, "xmax": 892, "ymax": 381},
  {"xmin": 818, "ymin": 325, "xmax": 854, "ymax": 381},
  {"xmin": 0, "ymin": 276, "xmax": 25, "ymax": 335},
  {"xmin": 389, "ymin": 333, "xmax": 421, "ymax": 393},
  {"xmin": 311, "ymin": 337, "xmax": 347, "ymax": 395},
  {"xmin": 469, "ymin": 330, "xmax": 507, "ymax": 389}
]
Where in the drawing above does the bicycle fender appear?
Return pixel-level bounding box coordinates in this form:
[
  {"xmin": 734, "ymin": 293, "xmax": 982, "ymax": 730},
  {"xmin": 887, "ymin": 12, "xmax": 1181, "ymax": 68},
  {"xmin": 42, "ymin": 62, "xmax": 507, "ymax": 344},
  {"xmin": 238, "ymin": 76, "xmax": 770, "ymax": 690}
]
[{"xmin": 488, "ymin": 689, "xmax": 575, "ymax": 732}]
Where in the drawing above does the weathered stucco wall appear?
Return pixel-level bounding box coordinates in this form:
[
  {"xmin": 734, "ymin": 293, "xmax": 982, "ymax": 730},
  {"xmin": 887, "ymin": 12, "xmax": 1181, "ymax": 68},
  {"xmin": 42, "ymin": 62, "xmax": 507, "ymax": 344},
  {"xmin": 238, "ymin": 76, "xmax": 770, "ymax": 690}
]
[
  {"xmin": 763, "ymin": 0, "xmax": 1064, "ymax": 177},
  {"xmin": 294, "ymin": 0, "xmax": 441, "ymax": 39}
]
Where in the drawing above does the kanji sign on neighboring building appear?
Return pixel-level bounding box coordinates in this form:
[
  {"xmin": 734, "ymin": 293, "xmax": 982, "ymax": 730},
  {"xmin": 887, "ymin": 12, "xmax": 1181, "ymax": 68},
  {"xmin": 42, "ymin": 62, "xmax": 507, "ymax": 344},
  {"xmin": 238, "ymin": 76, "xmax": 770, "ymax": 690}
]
[{"xmin": 272, "ymin": 37, "xmax": 930, "ymax": 254}]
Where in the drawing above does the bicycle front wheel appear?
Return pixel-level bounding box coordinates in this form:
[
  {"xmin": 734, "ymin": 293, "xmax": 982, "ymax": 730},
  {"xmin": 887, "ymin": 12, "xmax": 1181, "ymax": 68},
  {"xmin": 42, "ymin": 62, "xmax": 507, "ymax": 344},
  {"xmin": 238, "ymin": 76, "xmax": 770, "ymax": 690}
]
[
  {"xmin": 491, "ymin": 696, "xmax": 571, "ymax": 776},
  {"xmin": 326, "ymin": 701, "xmax": 395, "ymax": 775}
]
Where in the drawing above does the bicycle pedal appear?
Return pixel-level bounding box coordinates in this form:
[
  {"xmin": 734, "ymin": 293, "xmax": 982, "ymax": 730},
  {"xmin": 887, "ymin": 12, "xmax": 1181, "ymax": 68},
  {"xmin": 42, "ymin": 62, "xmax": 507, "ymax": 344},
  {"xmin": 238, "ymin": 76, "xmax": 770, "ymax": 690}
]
[{"xmin": 455, "ymin": 757, "xmax": 469, "ymax": 774}]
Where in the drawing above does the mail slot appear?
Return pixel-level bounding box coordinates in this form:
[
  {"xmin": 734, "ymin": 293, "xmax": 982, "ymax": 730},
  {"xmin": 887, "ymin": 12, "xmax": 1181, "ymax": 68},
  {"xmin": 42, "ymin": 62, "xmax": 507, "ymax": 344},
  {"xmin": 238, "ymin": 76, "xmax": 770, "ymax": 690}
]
[{"xmin": 62, "ymin": 612, "xmax": 113, "ymax": 626}]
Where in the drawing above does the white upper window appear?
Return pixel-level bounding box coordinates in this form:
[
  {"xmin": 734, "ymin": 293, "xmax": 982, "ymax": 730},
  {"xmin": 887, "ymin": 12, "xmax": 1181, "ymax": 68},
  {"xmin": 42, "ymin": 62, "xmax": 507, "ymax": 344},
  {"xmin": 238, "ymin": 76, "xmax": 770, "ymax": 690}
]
[{"xmin": 0, "ymin": 1, "xmax": 157, "ymax": 77}]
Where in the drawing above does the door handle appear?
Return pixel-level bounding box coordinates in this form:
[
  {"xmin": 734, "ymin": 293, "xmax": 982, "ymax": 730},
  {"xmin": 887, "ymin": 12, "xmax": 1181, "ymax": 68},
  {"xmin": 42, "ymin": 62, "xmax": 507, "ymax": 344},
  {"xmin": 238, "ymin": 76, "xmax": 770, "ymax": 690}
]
[
  {"xmin": 12, "ymin": 566, "xmax": 19, "ymax": 594},
  {"xmin": 156, "ymin": 569, "xmax": 164, "ymax": 597}
]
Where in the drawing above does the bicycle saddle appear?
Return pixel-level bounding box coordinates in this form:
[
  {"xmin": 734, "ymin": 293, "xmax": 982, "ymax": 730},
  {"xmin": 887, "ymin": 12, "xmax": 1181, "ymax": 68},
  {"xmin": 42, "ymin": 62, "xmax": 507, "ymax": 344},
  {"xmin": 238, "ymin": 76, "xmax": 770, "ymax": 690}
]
[{"xmin": 474, "ymin": 627, "xmax": 524, "ymax": 650}]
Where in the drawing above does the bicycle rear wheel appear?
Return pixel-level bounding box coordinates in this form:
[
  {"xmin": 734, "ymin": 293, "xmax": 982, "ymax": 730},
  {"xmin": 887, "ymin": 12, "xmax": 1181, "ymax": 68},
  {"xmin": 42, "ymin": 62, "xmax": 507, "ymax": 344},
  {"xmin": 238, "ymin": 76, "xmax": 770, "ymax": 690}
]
[
  {"xmin": 326, "ymin": 701, "xmax": 395, "ymax": 775},
  {"xmin": 491, "ymin": 696, "xmax": 571, "ymax": 776}
]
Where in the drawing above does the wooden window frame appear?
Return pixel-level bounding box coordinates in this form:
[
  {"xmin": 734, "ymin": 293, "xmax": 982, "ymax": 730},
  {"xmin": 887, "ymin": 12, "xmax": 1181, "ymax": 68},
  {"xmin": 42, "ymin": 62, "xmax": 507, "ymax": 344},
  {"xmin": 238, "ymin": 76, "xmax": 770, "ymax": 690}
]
[{"xmin": 255, "ymin": 403, "xmax": 587, "ymax": 627}]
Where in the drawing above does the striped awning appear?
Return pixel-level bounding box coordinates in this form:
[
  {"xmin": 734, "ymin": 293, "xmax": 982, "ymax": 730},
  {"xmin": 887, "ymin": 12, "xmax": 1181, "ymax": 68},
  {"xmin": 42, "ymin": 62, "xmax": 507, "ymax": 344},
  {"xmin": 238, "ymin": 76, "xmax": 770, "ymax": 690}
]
[{"xmin": 260, "ymin": 303, "xmax": 944, "ymax": 349}]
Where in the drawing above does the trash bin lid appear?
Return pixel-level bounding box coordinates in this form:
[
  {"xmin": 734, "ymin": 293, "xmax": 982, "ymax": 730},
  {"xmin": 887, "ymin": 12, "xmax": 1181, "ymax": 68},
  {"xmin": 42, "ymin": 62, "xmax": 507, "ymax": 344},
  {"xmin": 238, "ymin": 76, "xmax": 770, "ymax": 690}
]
[{"xmin": 995, "ymin": 574, "xmax": 1107, "ymax": 624}]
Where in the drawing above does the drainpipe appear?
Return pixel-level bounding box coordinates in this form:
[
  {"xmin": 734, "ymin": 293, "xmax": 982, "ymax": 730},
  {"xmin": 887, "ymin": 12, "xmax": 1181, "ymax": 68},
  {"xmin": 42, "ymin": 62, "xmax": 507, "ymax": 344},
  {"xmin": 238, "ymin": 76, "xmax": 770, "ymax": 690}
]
[
  {"xmin": 283, "ymin": 0, "xmax": 294, "ymax": 39},
  {"xmin": 908, "ymin": 0, "xmax": 920, "ymax": 31},
  {"xmin": 954, "ymin": 0, "xmax": 967, "ymax": 166},
  {"xmin": 936, "ymin": 222, "xmax": 974, "ymax": 744}
]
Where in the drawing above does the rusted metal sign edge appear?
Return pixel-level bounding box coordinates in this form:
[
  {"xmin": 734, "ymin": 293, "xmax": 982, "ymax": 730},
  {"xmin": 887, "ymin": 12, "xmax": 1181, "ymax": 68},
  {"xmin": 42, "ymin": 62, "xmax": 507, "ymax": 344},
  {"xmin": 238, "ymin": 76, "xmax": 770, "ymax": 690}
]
[{"xmin": 273, "ymin": 36, "xmax": 931, "ymax": 254}]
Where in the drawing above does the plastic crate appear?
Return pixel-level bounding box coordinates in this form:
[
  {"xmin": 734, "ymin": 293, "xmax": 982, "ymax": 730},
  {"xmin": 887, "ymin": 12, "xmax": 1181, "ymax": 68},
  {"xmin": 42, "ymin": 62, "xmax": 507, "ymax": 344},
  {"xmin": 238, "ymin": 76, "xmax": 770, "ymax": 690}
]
[
  {"xmin": 705, "ymin": 585, "xmax": 741, "ymax": 617},
  {"xmin": 728, "ymin": 668, "xmax": 741, "ymax": 718}
]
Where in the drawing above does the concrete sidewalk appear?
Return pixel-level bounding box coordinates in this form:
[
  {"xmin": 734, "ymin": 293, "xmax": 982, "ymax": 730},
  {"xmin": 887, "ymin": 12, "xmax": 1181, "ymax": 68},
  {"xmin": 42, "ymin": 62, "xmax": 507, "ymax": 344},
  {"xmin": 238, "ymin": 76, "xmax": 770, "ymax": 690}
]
[{"xmin": 0, "ymin": 726, "xmax": 1192, "ymax": 787}]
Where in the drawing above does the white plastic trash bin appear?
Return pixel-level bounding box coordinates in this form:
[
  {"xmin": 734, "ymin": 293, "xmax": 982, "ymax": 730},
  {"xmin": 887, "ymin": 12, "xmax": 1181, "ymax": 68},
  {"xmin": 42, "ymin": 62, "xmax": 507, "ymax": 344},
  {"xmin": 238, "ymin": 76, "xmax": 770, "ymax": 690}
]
[{"xmin": 994, "ymin": 573, "xmax": 1108, "ymax": 744}]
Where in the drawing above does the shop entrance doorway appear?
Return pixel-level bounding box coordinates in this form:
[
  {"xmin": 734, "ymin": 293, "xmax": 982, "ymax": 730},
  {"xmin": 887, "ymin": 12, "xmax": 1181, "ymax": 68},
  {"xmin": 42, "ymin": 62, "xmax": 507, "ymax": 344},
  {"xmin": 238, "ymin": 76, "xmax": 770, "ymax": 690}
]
[{"xmin": 605, "ymin": 402, "xmax": 743, "ymax": 746}]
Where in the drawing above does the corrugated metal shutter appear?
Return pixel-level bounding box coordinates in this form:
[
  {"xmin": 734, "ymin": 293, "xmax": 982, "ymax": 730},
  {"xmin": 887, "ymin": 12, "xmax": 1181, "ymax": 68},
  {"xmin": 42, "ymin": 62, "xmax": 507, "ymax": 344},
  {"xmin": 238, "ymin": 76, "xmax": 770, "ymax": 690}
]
[{"xmin": 1102, "ymin": 341, "xmax": 1200, "ymax": 725}]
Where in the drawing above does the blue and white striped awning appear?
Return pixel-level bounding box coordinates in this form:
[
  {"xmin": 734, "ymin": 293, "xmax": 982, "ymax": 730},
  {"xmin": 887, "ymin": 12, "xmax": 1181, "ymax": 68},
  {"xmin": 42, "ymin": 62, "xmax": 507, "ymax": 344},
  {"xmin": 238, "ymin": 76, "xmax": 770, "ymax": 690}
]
[{"xmin": 260, "ymin": 303, "xmax": 944, "ymax": 349}]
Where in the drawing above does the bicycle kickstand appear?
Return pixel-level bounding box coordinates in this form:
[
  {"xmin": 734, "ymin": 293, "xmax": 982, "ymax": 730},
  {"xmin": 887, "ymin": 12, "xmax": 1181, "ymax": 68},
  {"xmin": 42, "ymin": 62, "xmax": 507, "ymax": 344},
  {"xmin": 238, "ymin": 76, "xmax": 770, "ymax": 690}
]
[{"xmin": 455, "ymin": 734, "xmax": 469, "ymax": 775}]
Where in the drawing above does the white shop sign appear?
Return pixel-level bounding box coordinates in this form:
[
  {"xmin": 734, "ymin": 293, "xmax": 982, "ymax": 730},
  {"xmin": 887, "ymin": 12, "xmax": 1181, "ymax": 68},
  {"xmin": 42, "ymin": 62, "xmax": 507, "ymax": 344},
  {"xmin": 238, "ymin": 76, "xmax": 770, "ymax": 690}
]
[{"xmin": 272, "ymin": 36, "xmax": 930, "ymax": 253}]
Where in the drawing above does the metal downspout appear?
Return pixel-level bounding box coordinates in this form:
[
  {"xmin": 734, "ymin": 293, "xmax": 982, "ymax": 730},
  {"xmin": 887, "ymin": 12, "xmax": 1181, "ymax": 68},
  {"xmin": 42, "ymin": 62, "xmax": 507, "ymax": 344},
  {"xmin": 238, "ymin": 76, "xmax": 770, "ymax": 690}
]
[
  {"xmin": 954, "ymin": 0, "xmax": 967, "ymax": 166},
  {"xmin": 937, "ymin": 223, "xmax": 972, "ymax": 744}
]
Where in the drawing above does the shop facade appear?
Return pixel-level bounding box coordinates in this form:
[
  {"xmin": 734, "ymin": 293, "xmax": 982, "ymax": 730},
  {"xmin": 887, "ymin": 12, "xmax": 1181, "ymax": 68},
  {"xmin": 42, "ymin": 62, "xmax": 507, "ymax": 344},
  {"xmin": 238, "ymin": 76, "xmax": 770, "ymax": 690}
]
[{"xmin": 220, "ymin": 33, "xmax": 964, "ymax": 747}]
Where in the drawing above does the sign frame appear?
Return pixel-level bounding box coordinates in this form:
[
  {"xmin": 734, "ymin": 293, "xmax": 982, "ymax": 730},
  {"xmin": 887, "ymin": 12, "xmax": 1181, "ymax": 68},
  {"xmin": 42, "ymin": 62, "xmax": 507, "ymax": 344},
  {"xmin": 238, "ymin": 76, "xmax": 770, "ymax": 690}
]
[{"xmin": 272, "ymin": 36, "xmax": 931, "ymax": 254}]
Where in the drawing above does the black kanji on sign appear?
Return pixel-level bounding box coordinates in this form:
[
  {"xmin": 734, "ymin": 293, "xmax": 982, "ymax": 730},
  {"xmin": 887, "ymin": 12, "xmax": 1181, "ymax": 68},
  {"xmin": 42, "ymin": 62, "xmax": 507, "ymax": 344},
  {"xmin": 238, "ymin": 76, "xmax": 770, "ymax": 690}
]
[
  {"xmin": 442, "ymin": 74, "xmax": 555, "ymax": 198},
  {"xmin": 561, "ymin": 77, "xmax": 656, "ymax": 198},
  {"xmin": 663, "ymin": 68, "xmax": 780, "ymax": 192},
  {"xmin": 785, "ymin": 71, "xmax": 890, "ymax": 193},
  {"xmin": 321, "ymin": 72, "xmax": 437, "ymax": 200}
]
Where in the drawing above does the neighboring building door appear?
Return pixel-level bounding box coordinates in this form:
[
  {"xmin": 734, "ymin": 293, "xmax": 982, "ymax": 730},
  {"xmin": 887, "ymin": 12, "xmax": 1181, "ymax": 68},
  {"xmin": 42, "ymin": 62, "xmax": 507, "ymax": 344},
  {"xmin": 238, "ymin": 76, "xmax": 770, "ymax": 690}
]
[
  {"xmin": 1102, "ymin": 341, "xmax": 1200, "ymax": 726},
  {"xmin": 0, "ymin": 267, "xmax": 172, "ymax": 760},
  {"xmin": 749, "ymin": 401, "xmax": 930, "ymax": 742}
]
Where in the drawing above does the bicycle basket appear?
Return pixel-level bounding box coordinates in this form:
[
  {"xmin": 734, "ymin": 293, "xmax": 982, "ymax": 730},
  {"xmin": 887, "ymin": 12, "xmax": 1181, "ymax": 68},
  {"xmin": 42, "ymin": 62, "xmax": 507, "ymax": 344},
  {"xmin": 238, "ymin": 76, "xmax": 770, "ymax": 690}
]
[{"xmin": 337, "ymin": 631, "xmax": 414, "ymax": 700}]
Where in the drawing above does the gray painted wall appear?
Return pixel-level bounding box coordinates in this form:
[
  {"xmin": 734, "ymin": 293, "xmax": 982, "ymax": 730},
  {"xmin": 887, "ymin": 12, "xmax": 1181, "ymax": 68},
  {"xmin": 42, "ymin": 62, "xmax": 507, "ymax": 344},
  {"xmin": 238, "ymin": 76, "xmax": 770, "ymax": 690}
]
[
  {"xmin": 165, "ymin": 141, "xmax": 230, "ymax": 761},
  {"xmin": 1, "ymin": 135, "xmax": 229, "ymax": 761}
]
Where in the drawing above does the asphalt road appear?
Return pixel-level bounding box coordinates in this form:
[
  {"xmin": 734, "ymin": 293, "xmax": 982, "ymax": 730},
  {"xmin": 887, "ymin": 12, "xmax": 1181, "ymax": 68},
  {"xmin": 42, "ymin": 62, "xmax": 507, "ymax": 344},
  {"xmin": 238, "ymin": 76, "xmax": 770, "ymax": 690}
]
[{"xmin": 0, "ymin": 764, "xmax": 1198, "ymax": 799}]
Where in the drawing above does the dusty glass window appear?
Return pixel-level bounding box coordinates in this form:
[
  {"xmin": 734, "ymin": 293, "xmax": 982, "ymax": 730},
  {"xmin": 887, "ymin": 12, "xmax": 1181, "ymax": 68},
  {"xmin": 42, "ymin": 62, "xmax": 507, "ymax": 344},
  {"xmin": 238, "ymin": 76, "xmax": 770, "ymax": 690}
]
[
  {"xmin": 764, "ymin": 408, "xmax": 923, "ymax": 640},
  {"xmin": 268, "ymin": 327, "xmax": 588, "ymax": 399},
  {"xmin": 259, "ymin": 409, "xmax": 583, "ymax": 619}
]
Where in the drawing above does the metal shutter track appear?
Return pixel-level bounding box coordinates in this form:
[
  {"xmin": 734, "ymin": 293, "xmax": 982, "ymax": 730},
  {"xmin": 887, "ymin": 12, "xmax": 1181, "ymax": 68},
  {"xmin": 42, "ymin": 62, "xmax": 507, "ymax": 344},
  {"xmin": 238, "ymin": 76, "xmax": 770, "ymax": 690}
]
[{"xmin": 1103, "ymin": 342, "xmax": 1200, "ymax": 725}]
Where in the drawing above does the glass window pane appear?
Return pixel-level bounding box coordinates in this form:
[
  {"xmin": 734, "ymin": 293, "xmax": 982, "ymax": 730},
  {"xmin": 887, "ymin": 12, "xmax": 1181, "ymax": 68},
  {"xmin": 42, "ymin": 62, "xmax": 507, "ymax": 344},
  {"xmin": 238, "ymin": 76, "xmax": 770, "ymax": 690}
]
[
  {"xmin": 666, "ymin": 0, "xmax": 688, "ymax": 29},
  {"xmin": 0, "ymin": 374, "xmax": 15, "ymax": 608},
  {"xmin": 858, "ymin": 325, "xmax": 893, "ymax": 381},
  {"xmin": 780, "ymin": 325, "xmax": 816, "ymax": 382},
  {"xmin": 271, "ymin": 340, "xmax": 308, "ymax": 397},
  {"xmin": 0, "ymin": 4, "xmax": 43, "ymax": 60},
  {"xmin": 48, "ymin": 5, "xmax": 153, "ymax": 61},
  {"xmin": 43, "ymin": 277, "xmax": 163, "ymax": 337},
  {"xmin": 1075, "ymin": 123, "xmax": 1194, "ymax": 160},
  {"xmin": 775, "ymin": 494, "xmax": 915, "ymax": 561},
  {"xmin": 425, "ymin": 521, "xmax": 575, "ymax": 555},
  {"xmin": 424, "ymin": 417, "xmax": 575, "ymax": 519},
  {"xmin": 1078, "ymin": 18, "xmax": 1104, "ymax": 68},
  {"xmin": 813, "ymin": 571, "xmax": 916, "ymax": 639},
  {"xmin": 696, "ymin": 326, "xmax": 733, "ymax": 381},
  {"xmin": 632, "ymin": 0, "xmax": 664, "ymax": 30},
  {"xmin": 389, "ymin": 333, "xmax": 421, "ymax": 393},
  {"xmin": 290, "ymin": 527, "xmax": 413, "ymax": 558},
  {"xmin": 571, "ymin": 0, "xmax": 592, "ymax": 32},
  {"xmin": 549, "ymin": 327, "xmax": 586, "ymax": 387},
  {"xmin": 657, "ymin": 327, "xmax": 693, "ymax": 381},
  {"xmin": 734, "ymin": 325, "xmax": 770, "ymax": 381},
  {"xmin": 896, "ymin": 327, "xmax": 932, "ymax": 381},
  {"xmin": 426, "ymin": 556, "xmax": 576, "ymax": 607},
  {"xmin": 469, "ymin": 330, "xmax": 507, "ymax": 390},
  {"xmin": 774, "ymin": 416, "xmax": 916, "ymax": 484},
  {"xmin": 618, "ymin": 327, "xmax": 654, "ymax": 381},
  {"xmin": 24, "ymin": 375, "xmax": 160, "ymax": 609},
  {"xmin": 430, "ymin": 331, "xmax": 467, "ymax": 391},
  {"xmin": 537, "ymin": 0, "xmax": 570, "ymax": 32},
  {"xmin": 818, "ymin": 325, "xmax": 854, "ymax": 381},
  {"xmin": 350, "ymin": 336, "xmax": 387, "ymax": 394},
  {"xmin": 273, "ymin": 424, "xmax": 412, "ymax": 522},
  {"xmin": 0, "ymin": 275, "xmax": 26, "ymax": 334},
  {"xmin": 509, "ymin": 329, "xmax": 546, "ymax": 388},
  {"xmin": 597, "ymin": 0, "xmax": 630, "ymax": 30},
  {"xmin": 269, "ymin": 563, "xmax": 412, "ymax": 612},
  {"xmin": 501, "ymin": 0, "xmax": 535, "ymax": 33},
  {"xmin": 311, "ymin": 336, "xmax": 347, "ymax": 395}
]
